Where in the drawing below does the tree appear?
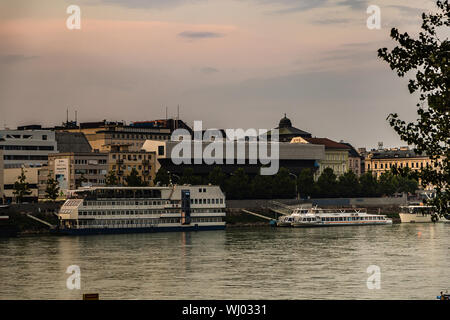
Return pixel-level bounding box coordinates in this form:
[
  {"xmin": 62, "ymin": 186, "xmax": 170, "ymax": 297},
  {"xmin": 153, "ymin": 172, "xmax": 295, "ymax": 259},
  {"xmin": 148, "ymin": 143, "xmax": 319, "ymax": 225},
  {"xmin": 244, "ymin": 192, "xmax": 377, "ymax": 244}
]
[
  {"xmin": 13, "ymin": 168, "xmax": 32, "ymax": 203},
  {"xmin": 180, "ymin": 168, "xmax": 202, "ymax": 185},
  {"xmin": 378, "ymin": 171, "xmax": 398, "ymax": 196},
  {"xmin": 251, "ymin": 174, "xmax": 273, "ymax": 199},
  {"xmin": 272, "ymin": 168, "xmax": 296, "ymax": 199},
  {"xmin": 316, "ymin": 168, "xmax": 337, "ymax": 198},
  {"xmin": 359, "ymin": 172, "xmax": 380, "ymax": 197},
  {"xmin": 225, "ymin": 168, "xmax": 250, "ymax": 199},
  {"xmin": 378, "ymin": 0, "xmax": 449, "ymax": 216},
  {"xmin": 297, "ymin": 168, "xmax": 315, "ymax": 199},
  {"xmin": 207, "ymin": 167, "xmax": 227, "ymax": 190},
  {"xmin": 105, "ymin": 170, "xmax": 119, "ymax": 186},
  {"xmin": 154, "ymin": 168, "xmax": 170, "ymax": 186},
  {"xmin": 125, "ymin": 168, "xmax": 145, "ymax": 187},
  {"xmin": 337, "ymin": 171, "xmax": 360, "ymax": 198},
  {"xmin": 45, "ymin": 174, "xmax": 60, "ymax": 201}
]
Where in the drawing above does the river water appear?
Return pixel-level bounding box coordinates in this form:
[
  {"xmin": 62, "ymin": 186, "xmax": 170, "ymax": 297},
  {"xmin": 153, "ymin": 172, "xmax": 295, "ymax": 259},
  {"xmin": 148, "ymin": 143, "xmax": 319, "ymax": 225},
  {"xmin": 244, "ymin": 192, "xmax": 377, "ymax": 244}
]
[{"xmin": 0, "ymin": 223, "xmax": 449, "ymax": 300}]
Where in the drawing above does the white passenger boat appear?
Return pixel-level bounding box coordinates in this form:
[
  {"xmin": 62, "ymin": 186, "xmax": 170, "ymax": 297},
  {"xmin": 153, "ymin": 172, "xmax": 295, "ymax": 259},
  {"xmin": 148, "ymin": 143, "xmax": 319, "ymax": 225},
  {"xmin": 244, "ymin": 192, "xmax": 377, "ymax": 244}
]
[
  {"xmin": 54, "ymin": 185, "xmax": 226, "ymax": 235},
  {"xmin": 399, "ymin": 204, "xmax": 450, "ymax": 223},
  {"xmin": 278, "ymin": 207, "xmax": 392, "ymax": 227}
]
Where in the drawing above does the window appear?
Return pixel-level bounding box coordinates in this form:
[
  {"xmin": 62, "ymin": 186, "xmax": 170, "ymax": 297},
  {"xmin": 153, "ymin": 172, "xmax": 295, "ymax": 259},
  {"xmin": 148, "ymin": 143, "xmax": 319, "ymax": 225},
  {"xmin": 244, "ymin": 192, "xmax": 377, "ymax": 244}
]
[{"xmin": 42, "ymin": 135, "xmax": 47, "ymax": 140}]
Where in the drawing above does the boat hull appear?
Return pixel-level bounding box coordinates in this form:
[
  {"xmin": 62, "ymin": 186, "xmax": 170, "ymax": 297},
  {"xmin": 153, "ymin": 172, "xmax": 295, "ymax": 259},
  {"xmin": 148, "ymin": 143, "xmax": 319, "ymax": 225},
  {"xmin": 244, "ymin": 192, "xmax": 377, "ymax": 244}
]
[
  {"xmin": 290, "ymin": 221, "xmax": 392, "ymax": 228},
  {"xmin": 51, "ymin": 224, "xmax": 225, "ymax": 236},
  {"xmin": 399, "ymin": 213, "xmax": 434, "ymax": 223}
]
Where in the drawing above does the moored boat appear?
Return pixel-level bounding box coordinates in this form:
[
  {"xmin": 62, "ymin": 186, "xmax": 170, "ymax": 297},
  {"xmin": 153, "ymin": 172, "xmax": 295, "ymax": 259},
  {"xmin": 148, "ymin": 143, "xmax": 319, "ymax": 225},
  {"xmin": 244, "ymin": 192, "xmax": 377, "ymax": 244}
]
[
  {"xmin": 53, "ymin": 185, "xmax": 226, "ymax": 235},
  {"xmin": 278, "ymin": 207, "xmax": 392, "ymax": 227},
  {"xmin": 399, "ymin": 204, "xmax": 450, "ymax": 223}
]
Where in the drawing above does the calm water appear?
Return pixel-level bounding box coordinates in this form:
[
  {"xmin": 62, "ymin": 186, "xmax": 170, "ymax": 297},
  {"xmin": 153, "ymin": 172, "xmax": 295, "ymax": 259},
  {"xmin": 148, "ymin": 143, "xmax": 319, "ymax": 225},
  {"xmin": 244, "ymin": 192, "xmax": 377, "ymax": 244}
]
[{"xmin": 0, "ymin": 224, "xmax": 449, "ymax": 300}]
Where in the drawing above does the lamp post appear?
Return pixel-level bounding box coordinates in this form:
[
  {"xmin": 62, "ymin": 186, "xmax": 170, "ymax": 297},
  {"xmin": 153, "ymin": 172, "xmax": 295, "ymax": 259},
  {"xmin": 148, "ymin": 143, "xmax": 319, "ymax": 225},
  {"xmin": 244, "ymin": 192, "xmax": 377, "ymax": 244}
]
[{"xmin": 288, "ymin": 172, "xmax": 299, "ymax": 200}]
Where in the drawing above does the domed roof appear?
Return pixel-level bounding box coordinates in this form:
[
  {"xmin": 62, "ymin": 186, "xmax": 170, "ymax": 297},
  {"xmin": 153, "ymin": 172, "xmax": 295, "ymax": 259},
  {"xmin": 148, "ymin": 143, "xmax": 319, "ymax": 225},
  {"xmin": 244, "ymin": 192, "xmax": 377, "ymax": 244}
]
[{"xmin": 278, "ymin": 114, "xmax": 292, "ymax": 128}]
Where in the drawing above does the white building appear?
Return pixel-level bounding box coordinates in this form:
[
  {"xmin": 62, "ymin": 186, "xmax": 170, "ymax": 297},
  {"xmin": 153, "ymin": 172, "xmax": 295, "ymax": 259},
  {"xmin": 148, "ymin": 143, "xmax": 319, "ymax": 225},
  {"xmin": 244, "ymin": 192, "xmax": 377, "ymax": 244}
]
[{"xmin": 0, "ymin": 129, "xmax": 57, "ymax": 168}]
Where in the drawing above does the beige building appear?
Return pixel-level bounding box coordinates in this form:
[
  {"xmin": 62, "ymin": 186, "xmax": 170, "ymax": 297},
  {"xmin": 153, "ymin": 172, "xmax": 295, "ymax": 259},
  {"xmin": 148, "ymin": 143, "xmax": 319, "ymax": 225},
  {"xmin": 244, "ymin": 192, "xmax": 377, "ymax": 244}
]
[
  {"xmin": 364, "ymin": 147, "xmax": 434, "ymax": 178},
  {"xmin": 57, "ymin": 119, "xmax": 192, "ymax": 152},
  {"xmin": 3, "ymin": 166, "xmax": 39, "ymax": 203},
  {"xmin": 47, "ymin": 152, "xmax": 108, "ymax": 193},
  {"xmin": 303, "ymin": 138, "xmax": 350, "ymax": 179},
  {"xmin": 108, "ymin": 145, "xmax": 157, "ymax": 186}
]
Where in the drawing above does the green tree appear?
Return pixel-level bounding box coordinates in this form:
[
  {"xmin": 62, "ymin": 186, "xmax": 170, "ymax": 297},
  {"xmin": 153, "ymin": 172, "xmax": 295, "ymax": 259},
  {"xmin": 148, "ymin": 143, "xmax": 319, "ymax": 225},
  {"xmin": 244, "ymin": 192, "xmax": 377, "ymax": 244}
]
[
  {"xmin": 378, "ymin": 0, "xmax": 449, "ymax": 216},
  {"xmin": 45, "ymin": 174, "xmax": 60, "ymax": 201},
  {"xmin": 297, "ymin": 168, "xmax": 315, "ymax": 199},
  {"xmin": 207, "ymin": 167, "xmax": 227, "ymax": 190},
  {"xmin": 180, "ymin": 168, "xmax": 202, "ymax": 185},
  {"xmin": 359, "ymin": 172, "xmax": 380, "ymax": 197},
  {"xmin": 272, "ymin": 168, "xmax": 296, "ymax": 199},
  {"xmin": 125, "ymin": 168, "xmax": 145, "ymax": 187},
  {"xmin": 337, "ymin": 171, "xmax": 360, "ymax": 198},
  {"xmin": 225, "ymin": 168, "xmax": 250, "ymax": 199},
  {"xmin": 154, "ymin": 167, "xmax": 170, "ymax": 186},
  {"xmin": 378, "ymin": 171, "xmax": 398, "ymax": 196},
  {"xmin": 13, "ymin": 168, "xmax": 32, "ymax": 203},
  {"xmin": 251, "ymin": 174, "xmax": 273, "ymax": 199},
  {"xmin": 105, "ymin": 170, "xmax": 119, "ymax": 186},
  {"xmin": 316, "ymin": 168, "xmax": 337, "ymax": 198}
]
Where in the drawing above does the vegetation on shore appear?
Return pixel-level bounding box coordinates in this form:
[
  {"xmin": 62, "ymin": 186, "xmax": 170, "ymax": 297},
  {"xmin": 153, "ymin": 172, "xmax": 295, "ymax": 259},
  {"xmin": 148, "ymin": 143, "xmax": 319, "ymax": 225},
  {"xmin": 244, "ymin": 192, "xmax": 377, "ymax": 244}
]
[{"xmin": 378, "ymin": 0, "xmax": 449, "ymax": 217}]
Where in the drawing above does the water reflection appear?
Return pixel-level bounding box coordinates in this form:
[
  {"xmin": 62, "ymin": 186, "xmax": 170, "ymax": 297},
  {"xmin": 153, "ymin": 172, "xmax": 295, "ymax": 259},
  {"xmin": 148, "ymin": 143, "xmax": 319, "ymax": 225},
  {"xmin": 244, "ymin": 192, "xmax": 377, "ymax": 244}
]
[{"xmin": 0, "ymin": 225, "xmax": 449, "ymax": 299}]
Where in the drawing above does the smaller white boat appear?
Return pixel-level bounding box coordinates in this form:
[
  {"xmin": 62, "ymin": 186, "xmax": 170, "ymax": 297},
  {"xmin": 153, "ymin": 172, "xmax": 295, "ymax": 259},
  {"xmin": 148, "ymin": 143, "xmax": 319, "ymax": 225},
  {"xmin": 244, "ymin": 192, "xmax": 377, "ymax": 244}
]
[
  {"xmin": 399, "ymin": 204, "xmax": 450, "ymax": 223},
  {"xmin": 277, "ymin": 207, "xmax": 392, "ymax": 228}
]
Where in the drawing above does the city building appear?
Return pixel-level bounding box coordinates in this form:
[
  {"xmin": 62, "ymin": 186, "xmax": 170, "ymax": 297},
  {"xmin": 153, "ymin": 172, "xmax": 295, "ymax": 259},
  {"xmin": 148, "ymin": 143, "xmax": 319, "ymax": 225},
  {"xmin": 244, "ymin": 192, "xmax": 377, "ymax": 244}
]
[
  {"xmin": 266, "ymin": 114, "xmax": 312, "ymax": 142},
  {"xmin": 340, "ymin": 142, "xmax": 362, "ymax": 176},
  {"xmin": 364, "ymin": 147, "xmax": 433, "ymax": 178},
  {"xmin": 47, "ymin": 152, "xmax": 108, "ymax": 194},
  {"xmin": 57, "ymin": 119, "xmax": 191, "ymax": 152},
  {"xmin": 55, "ymin": 131, "xmax": 93, "ymax": 153},
  {"xmin": 0, "ymin": 129, "xmax": 57, "ymax": 168},
  {"xmin": 108, "ymin": 145, "xmax": 157, "ymax": 186},
  {"xmin": 37, "ymin": 165, "xmax": 49, "ymax": 200},
  {"xmin": 142, "ymin": 139, "xmax": 325, "ymax": 178},
  {"xmin": 3, "ymin": 165, "xmax": 39, "ymax": 203},
  {"xmin": 303, "ymin": 138, "xmax": 350, "ymax": 179}
]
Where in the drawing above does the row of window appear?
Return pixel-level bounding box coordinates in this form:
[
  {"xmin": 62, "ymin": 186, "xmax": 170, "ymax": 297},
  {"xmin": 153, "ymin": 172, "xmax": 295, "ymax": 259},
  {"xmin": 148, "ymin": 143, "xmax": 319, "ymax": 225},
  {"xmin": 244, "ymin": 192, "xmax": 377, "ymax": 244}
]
[
  {"xmin": 78, "ymin": 209, "xmax": 224, "ymax": 216},
  {"xmin": 84, "ymin": 200, "xmax": 168, "ymax": 206},
  {"xmin": 191, "ymin": 198, "xmax": 224, "ymax": 205},
  {"xmin": 111, "ymin": 165, "xmax": 150, "ymax": 171},
  {"xmin": 322, "ymin": 216, "xmax": 385, "ymax": 222},
  {"xmin": 0, "ymin": 145, "xmax": 55, "ymax": 151},
  {"xmin": 76, "ymin": 217, "xmax": 222, "ymax": 227},
  {"xmin": 74, "ymin": 159, "xmax": 107, "ymax": 165},
  {"xmin": 111, "ymin": 154, "xmax": 151, "ymax": 160},
  {"xmin": 369, "ymin": 162, "xmax": 428, "ymax": 170},
  {"xmin": 109, "ymin": 133, "xmax": 169, "ymax": 140},
  {"xmin": 3, "ymin": 155, "xmax": 48, "ymax": 160}
]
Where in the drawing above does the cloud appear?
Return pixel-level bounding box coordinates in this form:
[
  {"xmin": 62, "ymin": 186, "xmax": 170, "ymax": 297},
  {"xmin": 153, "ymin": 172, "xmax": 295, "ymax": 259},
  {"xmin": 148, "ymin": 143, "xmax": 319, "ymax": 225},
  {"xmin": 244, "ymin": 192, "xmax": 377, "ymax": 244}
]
[
  {"xmin": 336, "ymin": 0, "xmax": 368, "ymax": 10},
  {"xmin": 178, "ymin": 31, "xmax": 225, "ymax": 39},
  {"xmin": 311, "ymin": 17, "xmax": 351, "ymax": 25},
  {"xmin": 387, "ymin": 5, "xmax": 425, "ymax": 15},
  {"xmin": 267, "ymin": 0, "xmax": 328, "ymax": 14},
  {"xmin": 200, "ymin": 67, "xmax": 219, "ymax": 74},
  {"xmin": 0, "ymin": 55, "xmax": 38, "ymax": 64},
  {"xmin": 84, "ymin": 0, "xmax": 191, "ymax": 9}
]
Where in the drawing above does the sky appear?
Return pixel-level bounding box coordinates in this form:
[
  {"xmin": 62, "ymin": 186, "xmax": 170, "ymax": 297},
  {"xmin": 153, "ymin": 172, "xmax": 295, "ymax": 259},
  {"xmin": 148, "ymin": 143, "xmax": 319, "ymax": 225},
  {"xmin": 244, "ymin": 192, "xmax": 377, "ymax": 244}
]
[{"xmin": 0, "ymin": 0, "xmax": 444, "ymax": 150}]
